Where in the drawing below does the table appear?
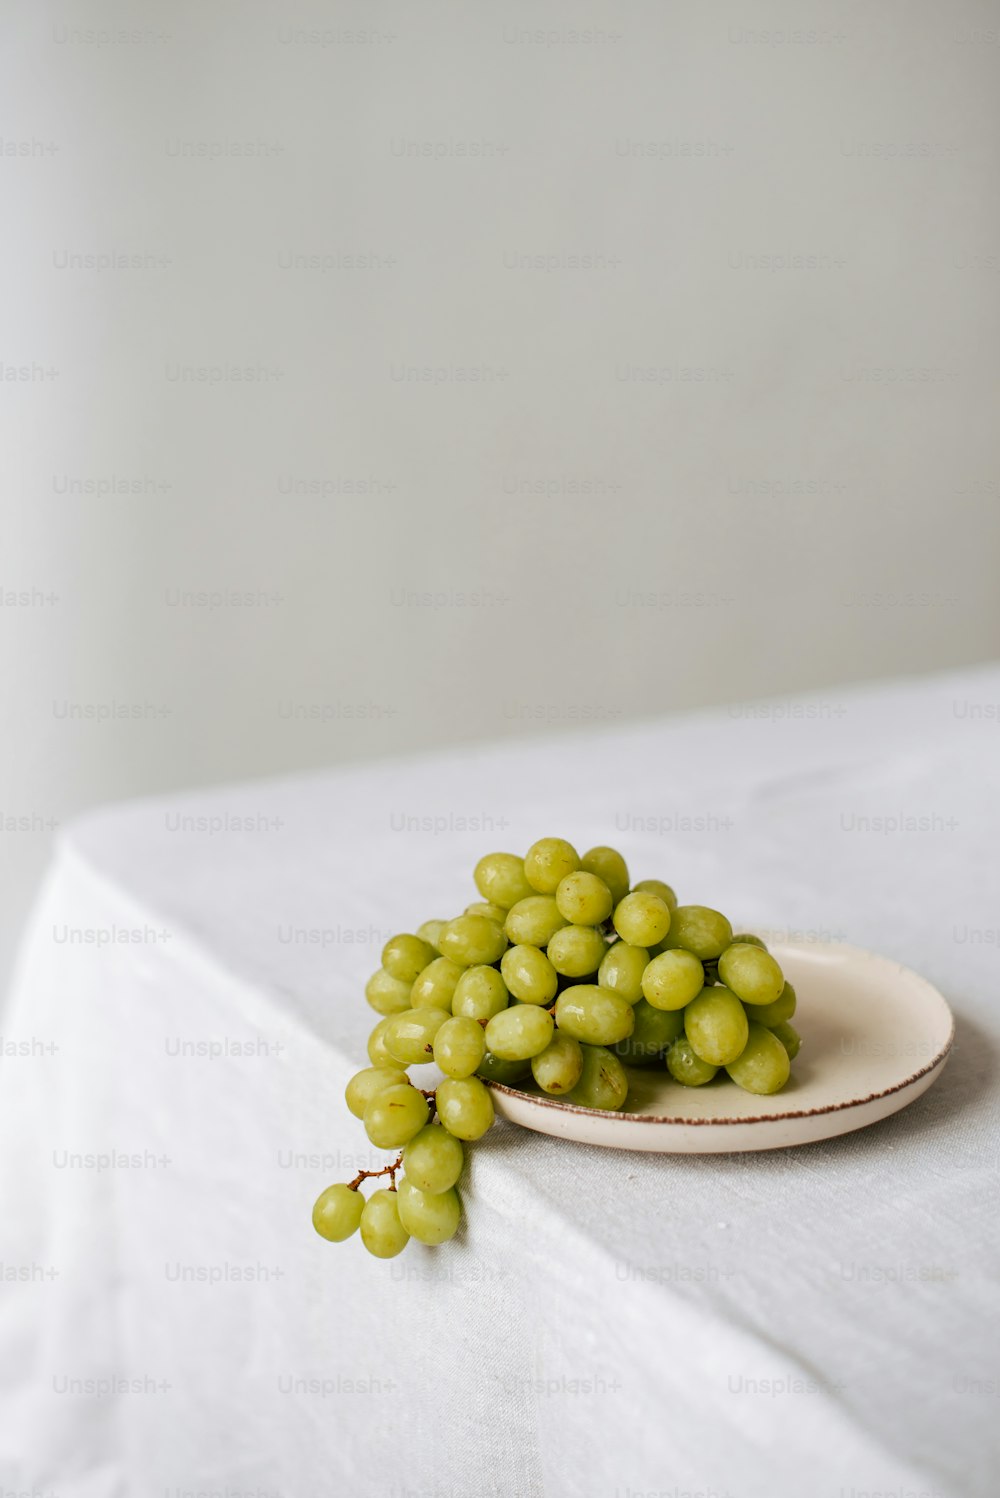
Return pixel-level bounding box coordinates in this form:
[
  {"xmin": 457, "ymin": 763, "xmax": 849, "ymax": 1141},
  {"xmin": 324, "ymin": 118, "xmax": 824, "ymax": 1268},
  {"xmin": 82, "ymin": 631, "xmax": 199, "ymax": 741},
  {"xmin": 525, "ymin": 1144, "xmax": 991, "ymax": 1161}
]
[{"xmin": 1, "ymin": 665, "xmax": 998, "ymax": 1498}]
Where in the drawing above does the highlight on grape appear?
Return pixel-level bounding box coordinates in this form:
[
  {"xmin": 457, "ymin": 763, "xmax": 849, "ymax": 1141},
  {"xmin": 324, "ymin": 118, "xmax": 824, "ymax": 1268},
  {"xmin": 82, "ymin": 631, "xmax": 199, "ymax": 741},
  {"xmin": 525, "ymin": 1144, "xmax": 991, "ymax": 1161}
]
[{"xmin": 313, "ymin": 839, "xmax": 801, "ymax": 1260}]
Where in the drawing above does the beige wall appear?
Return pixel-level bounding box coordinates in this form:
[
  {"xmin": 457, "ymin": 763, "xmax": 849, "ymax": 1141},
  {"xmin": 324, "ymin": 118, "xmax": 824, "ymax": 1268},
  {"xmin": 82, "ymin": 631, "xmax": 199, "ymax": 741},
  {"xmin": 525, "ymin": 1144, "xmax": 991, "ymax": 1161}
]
[{"xmin": 3, "ymin": 0, "xmax": 999, "ymax": 980}]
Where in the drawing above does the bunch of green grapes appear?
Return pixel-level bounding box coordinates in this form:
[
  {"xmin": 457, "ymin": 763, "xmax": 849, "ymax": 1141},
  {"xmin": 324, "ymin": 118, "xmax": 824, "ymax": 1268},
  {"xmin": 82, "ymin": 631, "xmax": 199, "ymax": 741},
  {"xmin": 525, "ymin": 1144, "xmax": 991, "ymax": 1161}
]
[{"xmin": 313, "ymin": 838, "xmax": 801, "ymax": 1258}]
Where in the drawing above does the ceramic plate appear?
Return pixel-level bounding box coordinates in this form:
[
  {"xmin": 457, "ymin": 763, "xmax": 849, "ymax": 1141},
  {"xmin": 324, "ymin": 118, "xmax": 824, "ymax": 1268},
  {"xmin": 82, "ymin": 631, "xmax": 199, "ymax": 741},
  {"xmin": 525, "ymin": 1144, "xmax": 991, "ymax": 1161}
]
[{"xmin": 487, "ymin": 939, "xmax": 954, "ymax": 1152}]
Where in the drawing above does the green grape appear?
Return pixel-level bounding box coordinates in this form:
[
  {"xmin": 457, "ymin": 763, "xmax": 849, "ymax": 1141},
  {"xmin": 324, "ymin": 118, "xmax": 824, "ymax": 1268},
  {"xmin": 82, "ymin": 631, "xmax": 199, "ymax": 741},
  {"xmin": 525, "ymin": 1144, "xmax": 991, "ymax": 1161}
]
[
  {"xmin": 433, "ymin": 1016, "xmax": 487, "ymax": 1078},
  {"xmin": 360, "ymin": 1189, "xmax": 409, "ymax": 1258},
  {"xmin": 367, "ymin": 1016, "xmax": 400, "ymax": 1067},
  {"xmin": 410, "ymin": 956, "xmax": 464, "ymax": 1010},
  {"xmin": 663, "ymin": 905, "xmax": 733, "ymax": 961},
  {"xmin": 684, "ymin": 986, "xmax": 749, "ymax": 1066},
  {"xmin": 500, "ymin": 944, "xmax": 558, "ymax": 1005},
  {"xmin": 614, "ymin": 1001, "xmax": 684, "ymax": 1065},
  {"xmin": 312, "ymin": 1183, "xmax": 365, "ymax": 1242},
  {"xmin": 451, "ymin": 965, "xmax": 510, "ymax": 1021},
  {"xmin": 436, "ymin": 1077, "xmax": 495, "ymax": 1140},
  {"xmin": 771, "ymin": 1020, "xmax": 801, "ymax": 1060},
  {"xmin": 750, "ymin": 980, "xmax": 796, "ymax": 1028},
  {"xmin": 554, "ymin": 985, "xmax": 635, "ymax": 1046},
  {"xmin": 531, "ymin": 1032, "xmax": 584, "ymax": 1094},
  {"xmin": 464, "ymin": 901, "xmax": 508, "ymax": 923},
  {"xmin": 665, "ymin": 1036, "xmax": 718, "ymax": 1086},
  {"xmin": 641, "ymin": 950, "xmax": 705, "ymax": 1011},
  {"xmin": 437, "ymin": 914, "xmax": 507, "ymax": 968},
  {"xmin": 485, "ymin": 1004, "xmax": 554, "ymax": 1061},
  {"xmin": 416, "ymin": 918, "xmax": 445, "ymax": 952},
  {"xmin": 565, "ymin": 1044, "xmax": 629, "ymax": 1110},
  {"xmin": 725, "ymin": 1021, "xmax": 791, "ymax": 1095},
  {"xmin": 524, "ymin": 837, "xmax": 580, "ymax": 894},
  {"xmin": 555, "ymin": 870, "xmax": 613, "ymax": 926},
  {"xmin": 385, "ymin": 1008, "xmax": 451, "ymax": 1065},
  {"xmin": 546, "ymin": 925, "xmax": 607, "ymax": 978},
  {"xmin": 598, "ymin": 942, "xmax": 650, "ymax": 1004},
  {"xmin": 504, "ymin": 895, "xmax": 567, "ymax": 947},
  {"xmin": 402, "ymin": 1124, "xmax": 464, "ymax": 1194},
  {"xmin": 382, "ymin": 933, "xmax": 436, "ymax": 984},
  {"xmin": 612, "ymin": 891, "xmax": 671, "ymax": 947},
  {"xmin": 632, "ymin": 878, "xmax": 678, "ymax": 912},
  {"xmin": 476, "ymin": 1050, "xmax": 531, "ymax": 1084},
  {"xmin": 332, "ymin": 842, "xmax": 812, "ymax": 1261},
  {"xmin": 580, "ymin": 846, "xmax": 630, "ymax": 906},
  {"xmin": 345, "ymin": 1064, "xmax": 409, "ymax": 1120},
  {"xmin": 473, "ymin": 852, "xmax": 534, "ymax": 909},
  {"xmin": 363, "ymin": 1083, "xmax": 430, "ymax": 1148},
  {"xmin": 718, "ymin": 943, "xmax": 784, "ymax": 1007},
  {"xmin": 365, "ymin": 968, "xmax": 413, "ymax": 1016},
  {"xmin": 396, "ymin": 1177, "xmax": 462, "ymax": 1245}
]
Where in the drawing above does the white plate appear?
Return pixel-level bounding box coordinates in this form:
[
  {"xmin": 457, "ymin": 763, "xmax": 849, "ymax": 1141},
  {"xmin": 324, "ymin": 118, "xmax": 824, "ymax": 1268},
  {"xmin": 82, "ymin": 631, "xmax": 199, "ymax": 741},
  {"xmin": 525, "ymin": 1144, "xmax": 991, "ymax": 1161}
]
[{"xmin": 488, "ymin": 939, "xmax": 954, "ymax": 1153}]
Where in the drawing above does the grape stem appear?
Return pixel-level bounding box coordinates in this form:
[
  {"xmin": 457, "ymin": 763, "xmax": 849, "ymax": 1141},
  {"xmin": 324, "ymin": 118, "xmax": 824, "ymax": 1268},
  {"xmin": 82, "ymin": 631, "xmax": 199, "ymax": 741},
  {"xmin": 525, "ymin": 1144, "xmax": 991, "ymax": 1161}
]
[
  {"xmin": 417, "ymin": 1088, "xmax": 438, "ymax": 1125},
  {"xmin": 347, "ymin": 1154, "xmax": 404, "ymax": 1192}
]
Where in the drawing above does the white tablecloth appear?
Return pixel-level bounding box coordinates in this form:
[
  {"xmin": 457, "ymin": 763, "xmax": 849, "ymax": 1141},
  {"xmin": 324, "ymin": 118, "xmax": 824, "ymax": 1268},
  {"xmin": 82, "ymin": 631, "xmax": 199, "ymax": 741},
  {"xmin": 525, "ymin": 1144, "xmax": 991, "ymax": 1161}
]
[{"xmin": 1, "ymin": 667, "xmax": 998, "ymax": 1498}]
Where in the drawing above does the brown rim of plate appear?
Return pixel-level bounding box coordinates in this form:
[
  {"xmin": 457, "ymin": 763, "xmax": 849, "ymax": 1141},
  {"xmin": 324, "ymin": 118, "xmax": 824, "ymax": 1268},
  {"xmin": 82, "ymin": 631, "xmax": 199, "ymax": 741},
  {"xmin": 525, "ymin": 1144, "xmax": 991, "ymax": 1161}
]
[{"xmin": 486, "ymin": 1013, "xmax": 955, "ymax": 1126}]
